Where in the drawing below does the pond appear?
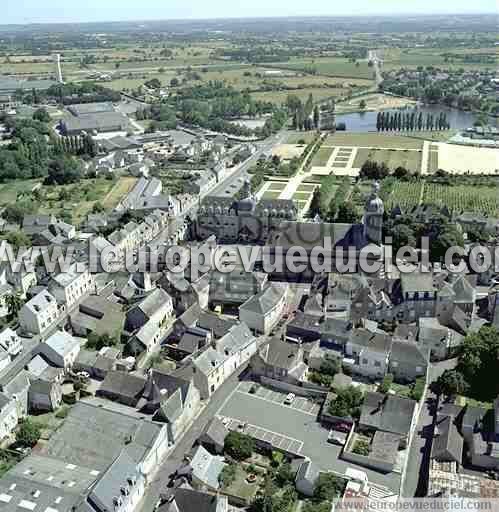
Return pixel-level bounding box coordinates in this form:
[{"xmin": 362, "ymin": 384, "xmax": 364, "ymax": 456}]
[{"xmin": 336, "ymin": 106, "xmax": 494, "ymax": 132}]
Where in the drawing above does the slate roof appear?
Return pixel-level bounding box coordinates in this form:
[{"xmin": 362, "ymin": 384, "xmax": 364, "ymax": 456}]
[
  {"xmin": 431, "ymin": 415, "xmax": 464, "ymax": 463},
  {"xmin": 239, "ymin": 283, "xmax": 287, "ymax": 315},
  {"xmin": 189, "ymin": 445, "xmax": 226, "ymax": 490},
  {"xmin": 158, "ymin": 488, "xmax": 223, "ymax": 512},
  {"xmin": 268, "ymin": 221, "xmax": 369, "ymax": 252},
  {"xmin": 349, "ymin": 328, "xmax": 392, "ymax": 354},
  {"xmin": 262, "ymin": 339, "xmax": 301, "ymax": 370},
  {"xmin": 43, "ymin": 330, "xmax": 80, "ymax": 359},
  {"xmin": 360, "ymin": 392, "xmax": 417, "ymax": 436},
  {"xmin": 63, "ymin": 111, "xmax": 129, "ymax": 133},
  {"xmin": 88, "ymin": 450, "xmax": 138, "ymax": 512},
  {"xmin": 98, "ymin": 371, "xmax": 146, "ymax": 401},
  {"xmin": 0, "ymin": 454, "xmax": 96, "ymax": 512},
  {"xmin": 197, "ymin": 312, "xmax": 237, "ymax": 339},
  {"xmin": 203, "ymin": 417, "xmax": 229, "ymax": 448},
  {"xmin": 178, "ymin": 331, "xmax": 207, "ymax": 354},
  {"xmin": 22, "ymin": 290, "xmax": 56, "ymax": 315},
  {"xmin": 138, "ymin": 288, "xmax": 172, "ymax": 318},
  {"xmin": 390, "ymin": 340, "xmax": 428, "ymax": 367},
  {"xmin": 452, "ymin": 276, "xmax": 476, "ymax": 304},
  {"xmin": 400, "ymin": 271, "xmax": 435, "ymax": 294}
]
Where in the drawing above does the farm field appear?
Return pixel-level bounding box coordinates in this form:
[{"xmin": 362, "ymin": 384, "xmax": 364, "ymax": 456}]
[
  {"xmin": 382, "ymin": 48, "xmax": 498, "ymax": 71},
  {"xmin": 270, "ymin": 57, "xmax": 374, "ymax": 79},
  {"xmin": 381, "ymin": 179, "xmax": 499, "ymax": 216},
  {"xmin": 353, "ymin": 148, "xmax": 422, "ymax": 173},
  {"xmin": 198, "ymin": 67, "xmax": 371, "ymax": 91},
  {"xmin": 422, "ymin": 183, "xmax": 499, "ymax": 216},
  {"xmin": 383, "ymin": 181, "xmax": 424, "ymax": 211},
  {"xmin": 324, "ymin": 133, "xmax": 424, "ymax": 149},
  {"xmin": 435, "ymin": 143, "xmax": 499, "ymax": 175}
]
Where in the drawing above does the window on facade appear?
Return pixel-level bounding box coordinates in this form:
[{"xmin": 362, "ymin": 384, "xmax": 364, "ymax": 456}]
[
  {"xmin": 374, "ymin": 361, "xmax": 381, "ymax": 367},
  {"xmin": 362, "ymin": 358, "xmax": 368, "ymax": 365}
]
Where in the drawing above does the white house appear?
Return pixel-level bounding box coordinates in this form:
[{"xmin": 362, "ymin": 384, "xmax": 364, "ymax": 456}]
[
  {"xmin": 38, "ymin": 330, "xmax": 81, "ymax": 369},
  {"xmin": 49, "ymin": 263, "xmax": 94, "ymax": 310},
  {"xmin": 0, "ymin": 327, "xmax": 22, "ymax": 358},
  {"xmin": 239, "ymin": 283, "xmax": 288, "ymax": 335},
  {"xmin": 19, "ymin": 290, "xmax": 59, "ymax": 335},
  {"xmin": 345, "ymin": 328, "xmax": 392, "ymax": 380},
  {"xmin": 126, "ymin": 289, "xmax": 175, "ymax": 354},
  {"xmin": 0, "ymin": 393, "xmax": 18, "ymax": 442},
  {"xmin": 189, "ymin": 323, "xmax": 257, "ymax": 399}
]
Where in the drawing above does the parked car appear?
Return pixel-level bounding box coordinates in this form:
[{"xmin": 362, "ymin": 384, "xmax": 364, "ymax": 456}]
[{"xmin": 284, "ymin": 393, "xmax": 296, "ymax": 405}]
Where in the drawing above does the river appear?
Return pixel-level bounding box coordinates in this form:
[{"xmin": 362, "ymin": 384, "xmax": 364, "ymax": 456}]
[{"xmin": 335, "ymin": 105, "xmax": 491, "ymax": 133}]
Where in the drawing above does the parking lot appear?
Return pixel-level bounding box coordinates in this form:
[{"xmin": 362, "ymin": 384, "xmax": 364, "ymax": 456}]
[
  {"xmin": 237, "ymin": 381, "xmax": 322, "ymax": 417},
  {"xmin": 219, "ymin": 416, "xmax": 304, "ymax": 454},
  {"xmin": 218, "ymin": 382, "xmax": 401, "ymax": 494}
]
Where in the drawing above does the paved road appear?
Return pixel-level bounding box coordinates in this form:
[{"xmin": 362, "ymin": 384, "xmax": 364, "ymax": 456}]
[
  {"xmin": 138, "ymin": 367, "xmax": 248, "ymax": 512},
  {"xmin": 209, "ymin": 129, "xmax": 289, "ymax": 198},
  {"xmin": 401, "ymin": 359, "xmax": 457, "ymax": 497},
  {"xmin": 368, "ymin": 50, "xmax": 383, "ymax": 88}
]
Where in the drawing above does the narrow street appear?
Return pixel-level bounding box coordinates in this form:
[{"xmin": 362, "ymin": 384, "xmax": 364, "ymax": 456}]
[
  {"xmin": 401, "ymin": 359, "xmax": 457, "ymax": 497},
  {"xmin": 138, "ymin": 367, "xmax": 248, "ymax": 512}
]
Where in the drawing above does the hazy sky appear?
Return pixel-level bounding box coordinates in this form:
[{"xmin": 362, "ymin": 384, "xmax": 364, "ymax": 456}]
[{"xmin": 3, "ymin": 0, "xmax": 497, "ymax": 24}]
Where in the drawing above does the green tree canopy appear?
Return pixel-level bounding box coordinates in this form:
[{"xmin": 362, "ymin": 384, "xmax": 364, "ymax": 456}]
[{"xmin": 224, "ymin": 431, "xmax": 255, "ymax": 461}]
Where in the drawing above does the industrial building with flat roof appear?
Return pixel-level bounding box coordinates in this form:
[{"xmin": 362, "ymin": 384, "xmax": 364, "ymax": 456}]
[{"xmin": 61, "ymin": 111, "xmax": 130, "ymax": 136}]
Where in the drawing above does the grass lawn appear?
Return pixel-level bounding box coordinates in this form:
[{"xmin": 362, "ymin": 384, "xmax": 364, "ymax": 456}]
[
  {"xmin": 222, "ymin": 464, "xmax": 261, "ymax": 502},
  {"xmin": 251, "ymin": 87, "xmax": 346, "ymax": 105},
  {"xmin": 311, "ymin": 147, "xmax": 335, "ymax": 167},
  {"xmin": 400, "ymin": 130, "xmax": 457, "ymax": 142},
  {"xmin": 262, "ymin": 190, "xmax": 282, "ymax": 199},
  {"xmin": 293, "ymin": 192, "xmax": 313, "ymax": 201},
  {"xmin": 332, "ymin": 162, "xmax": 348, "ymax": 168},
  {"xmin": 353, "ymin": 148, "xmax": 422, "ymax": 172},
  {"xmin": 456, "ymin": 396, "xmax": 494, "ymax": 409},
  {"xmin": 265, "ymin": 181, "xmax": 287, "ymax": 190},
  {"xmin": 285, "ymin": 132, "xmax": 317, "ymax": 144},
  {"xmin": 390, "ymin": 382, "xmax": 412, "ymax": 398},
  {"xmin": 101, "ymin": 176, "xmax": 138, "ymax": 209},
  {"xmin": 296, "ymin": 184, "xmax": 317, "ymax": 192},
  {"xmin": 0, "ymin": 179, "xmax": 42, "ymax": 205},
  {"xmin": 325, "ymin": 133, "xmax": 424, "ymax": 149}
]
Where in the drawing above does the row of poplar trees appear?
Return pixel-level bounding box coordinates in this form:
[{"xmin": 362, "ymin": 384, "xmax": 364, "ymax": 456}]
[{"xmin": 376, "ymin": 110, "xmax": 450, "ymax": 132}]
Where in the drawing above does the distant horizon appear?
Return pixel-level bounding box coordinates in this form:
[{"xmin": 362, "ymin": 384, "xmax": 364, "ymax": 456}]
[
  {"xmin": 2, "ymin": 0, "xmax": 497, "ymax": 26},
  {"xmin": 0, "ymin": 12, "xmax": 498, "ymax": 27}
]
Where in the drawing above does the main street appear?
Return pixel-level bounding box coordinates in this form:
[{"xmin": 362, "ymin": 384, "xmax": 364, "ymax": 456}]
[
  {"xmin": 209, "ymin": 129, "xmax": 289, "ymax": 198},
  {"xmin": 146, "ymin": 128, "xmax": 289, "ymax": 250}
]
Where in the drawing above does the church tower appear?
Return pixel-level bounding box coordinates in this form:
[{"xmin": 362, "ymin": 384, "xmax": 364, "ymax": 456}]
[{"xmin": 364, "ymin": 182, "xmax": 384, "ymax": 245}]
